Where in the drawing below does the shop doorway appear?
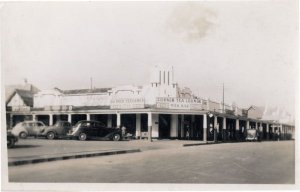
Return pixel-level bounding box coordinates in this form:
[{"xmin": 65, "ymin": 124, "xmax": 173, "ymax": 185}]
[
  {"xmin": 53, "ymin": 114, "xmax": 68, "ymax": 125},
  {"xmin": 194, "ymin": 115, "xmax": 203, "ymax": 140},
  {"xmin": 207, "ymin": 116, "xmax": 215, "ymax": 141},
  {"xmin": 121, "ymin": 114, "xmax": 136, "ymax": 136},
  {"xmin": 159, "ymin": 114, "xmax": 171, "ymax": 139},
  {"xmin": 37, "ymin": 115, "xmax": 50, "ymax": 126},
  {"xmin": 269, "ymin": 125, "xmax": 274, "ymax": 140},
  {"xmin": 217, "ymin": 117, "xmax": 224, "ymax": 141},
  {"xmin": 239, "ymin": 120, "xmax": 247, "ymax": 141},
  {"xmin": 12, "ymin": 115, "xmax": 33, "ymax": 127},
  {"xmin": 90, "ymin": 114, "xmax": 108, "ymax": 126},
  {"xmin": 71, "ymin": 114, "xmax": 87, "ymax": 126},
  {"xmin": 225, "ymin": 118, "xmax": 236, "ymax": 141},
  {"xmin": 183, "ymin": 115, "xmax": 192, "ymax": 139},
  {"xmin": 262, "ymin": 123, "xmax": 267, "ymax": 140},
  {"xmin": 140, "ymin": 113, "xmax": 148, "ymax": 132}
]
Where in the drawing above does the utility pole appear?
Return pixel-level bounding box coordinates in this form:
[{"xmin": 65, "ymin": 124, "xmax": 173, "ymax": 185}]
[
  {"xmin": 90, "ymin": 77, "xmax": 93, "ymax": 90},
  {"xmin": 223, "ymin": 83, "xmax": 225, "ymax": 113}
]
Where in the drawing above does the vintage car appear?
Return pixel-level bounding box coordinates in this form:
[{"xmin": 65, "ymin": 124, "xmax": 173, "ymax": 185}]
[
  {"xmin": 7, "ymin": 131, "xmax": 18, "ymax": 148},
  {"xmin": 245, "ymin": 129, "xmax": 259, "ymax": 141},
  {"xmin": 11, "ymin": 121, "xmax": 46, "ymax": 139},
  {"xmin": 68, "ymin": 120, "xmax": 122, "ymax": 141},
  {"xmin": 40, "ymin": 121, "xmax": 72, "ymax": 139}
]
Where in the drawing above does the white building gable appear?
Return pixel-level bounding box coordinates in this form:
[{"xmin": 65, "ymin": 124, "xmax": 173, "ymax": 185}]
[{"xmin": 7, "ymin": 93, "xmax": 25, "ymax": 107}]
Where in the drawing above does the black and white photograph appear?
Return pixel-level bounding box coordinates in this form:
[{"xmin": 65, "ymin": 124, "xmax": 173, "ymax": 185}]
[{"xmin": 1, "ymin": 0, "xmax": 299, "ymax": 191}]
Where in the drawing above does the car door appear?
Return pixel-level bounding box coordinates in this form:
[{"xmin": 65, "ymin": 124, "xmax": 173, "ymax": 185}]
[
  {"xmin": 95, "ymin": 122, "xmax": 108, "ymax": 137},
  {"xmin": 62, "ymin": 122, "xmax": 71, "ymax": 135},
  {"xmin": 80, "ymin": 122, "xmax": 89, "ymax": 136},
  {"xmin": 90, "ymin": 122, "xmax": 100, "ymax": 138},
  {"xmin": 82, "ymin": 122, "xmax": 96, "ymax": 138},
  {"xmin": 31, "ymin": 122, "xmax": 39, "ymax": 135},
  {"xmin": 55, "ymin": 122, "xmax": 63, "ymax": 135},
  {"xmin": 35, "ymin": 122, "xmax": 45, "ymax": 135},
  {"xmin": 26, "ymin": 122, "xmax": 35, "ymax": 135}
]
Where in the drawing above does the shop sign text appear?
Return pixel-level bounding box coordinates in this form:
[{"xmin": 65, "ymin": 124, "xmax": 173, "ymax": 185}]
[
  {"xmin": 110, "ymin": 98, "xmax": 145, "ymax": 109},
  {"xmin": 156, "ymin": 97, "xmax": 206, "ymax": 110}
]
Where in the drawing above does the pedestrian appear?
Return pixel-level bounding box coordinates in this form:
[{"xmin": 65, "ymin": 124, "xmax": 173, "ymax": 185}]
[
  {"xmin": 186, "ymin": 128, "xmax": 190, "ymax": 140},
  {"xmin": 209, "ymin": 124, "xmax": 214, "ymax": 141},
  {"xmin": 241, "ymin": 126, "xmax": 245, "ymax": 141},
  {"xmin": 214, "ymin": 123, "xmax": 218, "ymax": 142},
  {"xmin": 121, "ymin": 125, "xmax": 126, "ymax": 137}
]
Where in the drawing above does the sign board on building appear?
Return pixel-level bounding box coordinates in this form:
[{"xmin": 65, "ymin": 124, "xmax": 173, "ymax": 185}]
[
  {"xmin": 44, "ymin": 105, "xmax": 73, "ymax": 111},
  {"xmin": 110, "ymin": 98, "xmax": 145, "ymax": 109},
  {"xmin": 156, "ymin": 97, "xmax": 206, "ymax": 110},
  {"xmin": 12, "ymin": 106, "xmax": 31, "ymax": 112}
]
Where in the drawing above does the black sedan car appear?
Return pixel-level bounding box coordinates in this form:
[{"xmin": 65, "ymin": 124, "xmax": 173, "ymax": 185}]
[{"xmin": 68, "ymin": 120, "xmax": 122, "ymax": 141}]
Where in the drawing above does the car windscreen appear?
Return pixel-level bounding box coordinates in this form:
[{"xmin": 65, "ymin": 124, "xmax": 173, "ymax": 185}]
[
  {"xmin": 74, "ymin": 121, "xmax": 82, "ymax": 128},
  {"xmin": 95, "ymin": 122, "xmax": 106, "ymax": 128},
  {"xmin": 54, "ymin": 122, "xmax": 60, "ymax": 127},
  {"xmin": 63, "ymin": 122, "xmax": 71, "ymax": 127},
  {"xmin": 36, "ymin": 122, "xmax": 44, "ymax": 127}
]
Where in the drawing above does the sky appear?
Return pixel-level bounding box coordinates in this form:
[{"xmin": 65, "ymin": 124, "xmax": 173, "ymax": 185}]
[{"xmin": 1, "ymin": 1, "xmax": 298, "ymax": 115}]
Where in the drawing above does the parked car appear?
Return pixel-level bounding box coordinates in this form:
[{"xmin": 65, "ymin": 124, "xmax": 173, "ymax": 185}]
[
  {"xmin": 245, "ymin": 129, "xmax": 259, "ymax": 141},
  {"xmin": 68, "ymin": 120, "xmax": 122, "ymax": 141},
  {"xmin": 7, "ymin": 131, "xmax": 18, "ymax": 148},
  {"xmin": 11, "ymin": 121, "xmax": 46, "ymax": 139},
  {"xmin": 40, "ymin": 121, "xmax": 72, "ymax": 140}
]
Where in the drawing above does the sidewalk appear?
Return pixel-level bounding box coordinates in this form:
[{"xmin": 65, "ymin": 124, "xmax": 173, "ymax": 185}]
[
  {"xmin": 7, "ymin": 138, "xmax": 214, "ymax": 166},
  {"xmin": 8, "ymin": 149, "xmax": 141, "ymax": 166}
]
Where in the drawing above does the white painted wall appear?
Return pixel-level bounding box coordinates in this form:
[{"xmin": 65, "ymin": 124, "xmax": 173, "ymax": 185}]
[
  {"xmin": 135, "ymin": 114, "xmax": 141, "ymax": 137},
  {"xmin": 170, "ymin": 114, "xmax": 178, "ymax": 138},
  {"xmin": 31, "ymin": 66, "xmax": 249, "ymax": 118},
  {"xmin": 62, "ymin": 94, "xmax": 110, "ymax": 106},
  {"xmin": 34, "ymin": 89, "xmax": 63, "ymax": 107},
  {"xmin": 7, "ymin": 94, "xmax": 25, "ymax": 107},
  {"xmin": 34, "ymin": 89, "xmax": 110, "ymax": 107},
  {"xmin": 208, "ymin": 100, "xmax": 220, "ymax": 112},
  {"xmin": 151, "ymin": 113, "xmax": 159, "ymax": 138}
]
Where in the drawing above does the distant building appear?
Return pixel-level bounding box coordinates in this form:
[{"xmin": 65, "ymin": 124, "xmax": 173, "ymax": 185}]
[{"xmin": 262, "ymin": 106, "xmax": 294, "ymax": 125}]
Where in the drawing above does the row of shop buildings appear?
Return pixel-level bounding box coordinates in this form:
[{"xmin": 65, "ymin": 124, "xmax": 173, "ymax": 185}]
[{"xmin": 5, "ymin": 66, "xmax": 295, "ymax": 141}]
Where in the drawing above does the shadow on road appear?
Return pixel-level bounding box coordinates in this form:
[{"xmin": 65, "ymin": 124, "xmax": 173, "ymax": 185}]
[{"xmin": 9, "ymin": 145, "xmax": 41, "ymax": 149}]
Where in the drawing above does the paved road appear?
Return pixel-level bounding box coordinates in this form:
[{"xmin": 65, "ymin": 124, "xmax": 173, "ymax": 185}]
[
  {"xmin": 8, "ymin": 138, "xmax": 206, "ymax": 160},
  {"xmin": 8, "ymin": 141, "xmax": 294, "ymax": 184}
]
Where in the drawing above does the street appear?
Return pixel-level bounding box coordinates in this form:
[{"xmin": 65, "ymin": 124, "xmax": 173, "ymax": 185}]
[{"xmin": 8, "ymin": 141, "xmax": 294, "ymax": 184}]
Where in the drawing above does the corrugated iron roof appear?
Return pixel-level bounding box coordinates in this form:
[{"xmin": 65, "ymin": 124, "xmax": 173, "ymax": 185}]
[
  {"xmin": 62, "ymin": 88, "xmax": 111, "ymax": 95},
  {"xmin": 6, "ymin": 89, "xmax": 34, "ymax": 106}
]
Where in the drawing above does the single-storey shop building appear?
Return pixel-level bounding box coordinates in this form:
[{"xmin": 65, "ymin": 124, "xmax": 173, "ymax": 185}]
[{"xmin": 6, "ymin": 66, "xmax": 295, "ymax": 141}]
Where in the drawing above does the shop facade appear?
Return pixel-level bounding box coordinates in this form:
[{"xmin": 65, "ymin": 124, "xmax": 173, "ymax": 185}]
[{"xmin": 6, "ymin": 66, "xmax": 295, "ymax": 141}]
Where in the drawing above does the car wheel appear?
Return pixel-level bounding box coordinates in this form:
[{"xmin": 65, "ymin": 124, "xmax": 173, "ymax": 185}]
[
  {"xmin": 7, "ymin": 138, "xmax": 15, "ymax": 148},
  {"xmin": 19, "ymin": 132, "xmax": 27, "ymax": 139},
  {"xmin": 78, "ymin": 133, "xmax": 87, "ymax": 141},
  {"xmin": 46, "ymin": 132, "xmax": 55, "ymax": 140},
  {"xmin": 112, "ymin": 133, "xmax": 121, "ymax": 141}
]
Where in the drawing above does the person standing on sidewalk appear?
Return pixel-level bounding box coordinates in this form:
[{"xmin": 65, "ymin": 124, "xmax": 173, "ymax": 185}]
[
  {"xmin": 121, "ymin": 125, "xmax": 127, "ymax": 137},
  {"xmin": 276, "ymin": 129, "xmax": 280, "ymax": 141},
  {"xmin": 214, "ymin": 123, "xmax": 218, "ymax": 143},
  {"xmin": 186, "ymin": 128, "xmax": 190, "ymax": 140}
]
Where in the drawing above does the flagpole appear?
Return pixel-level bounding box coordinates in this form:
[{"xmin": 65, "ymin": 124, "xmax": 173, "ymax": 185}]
[{"xmin": 223, "ymin": 83, "xmax": 225, "ymax": 113}]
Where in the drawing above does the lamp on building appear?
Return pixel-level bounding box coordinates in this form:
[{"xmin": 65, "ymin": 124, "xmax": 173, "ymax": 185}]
[{"xmin": 207, "ymin": 112, "xmax": 216, "ymax": 142}]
